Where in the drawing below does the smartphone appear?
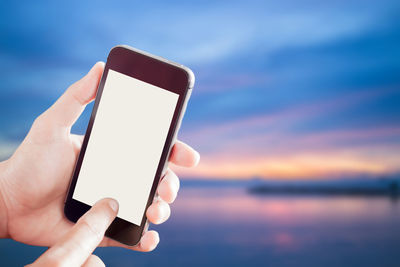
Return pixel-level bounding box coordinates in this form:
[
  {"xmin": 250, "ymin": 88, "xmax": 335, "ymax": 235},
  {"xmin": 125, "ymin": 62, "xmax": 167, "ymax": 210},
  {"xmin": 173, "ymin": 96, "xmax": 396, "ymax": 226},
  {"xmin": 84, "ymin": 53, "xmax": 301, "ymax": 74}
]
[{"xmin": 64, "ymin": 45, "xmax": 194, "ymax": 246}]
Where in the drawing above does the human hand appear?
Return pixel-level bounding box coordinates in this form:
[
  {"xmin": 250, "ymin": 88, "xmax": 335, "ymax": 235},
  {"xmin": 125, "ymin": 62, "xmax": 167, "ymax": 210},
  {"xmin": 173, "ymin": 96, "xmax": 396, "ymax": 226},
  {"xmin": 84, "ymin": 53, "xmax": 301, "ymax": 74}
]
[
  {"xmin": 0, "ymin": 62, "xmax": 199, "ymax": 252},
  {"xmin": 28, "ymin": 198, "xmax": 119, "ymax": 267}
]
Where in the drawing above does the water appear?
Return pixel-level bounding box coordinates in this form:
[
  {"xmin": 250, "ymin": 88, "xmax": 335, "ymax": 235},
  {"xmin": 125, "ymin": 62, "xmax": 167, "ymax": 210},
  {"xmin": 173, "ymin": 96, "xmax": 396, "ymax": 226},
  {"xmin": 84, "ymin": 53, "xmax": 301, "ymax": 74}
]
[{"xmin": 1, "ymin": 186, "xmax": 400, "ymax": 266}]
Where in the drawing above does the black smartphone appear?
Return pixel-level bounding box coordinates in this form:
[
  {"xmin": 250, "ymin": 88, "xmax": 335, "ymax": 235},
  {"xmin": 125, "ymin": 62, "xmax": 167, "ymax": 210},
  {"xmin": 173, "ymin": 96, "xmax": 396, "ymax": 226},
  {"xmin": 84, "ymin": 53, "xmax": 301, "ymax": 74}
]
[{"xmin": 64, "ymin": 45, "xmax": 194, "ymax": 246}]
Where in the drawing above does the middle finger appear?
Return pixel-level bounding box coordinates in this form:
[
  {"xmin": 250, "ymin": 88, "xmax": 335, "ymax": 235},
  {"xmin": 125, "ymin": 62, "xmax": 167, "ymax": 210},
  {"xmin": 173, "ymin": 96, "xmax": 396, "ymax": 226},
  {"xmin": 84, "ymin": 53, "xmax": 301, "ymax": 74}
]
[{"xmin": 157, "ymin": 169, "xmax": 180, "ymax": 204}]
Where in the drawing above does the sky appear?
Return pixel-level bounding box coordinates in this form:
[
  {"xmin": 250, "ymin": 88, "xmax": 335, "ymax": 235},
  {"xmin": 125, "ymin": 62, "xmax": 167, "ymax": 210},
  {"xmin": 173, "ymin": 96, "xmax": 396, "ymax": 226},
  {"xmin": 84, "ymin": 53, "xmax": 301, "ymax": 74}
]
[{"xmin": 0, "ymin": 0, "xmax": 399, "ymax": 180}]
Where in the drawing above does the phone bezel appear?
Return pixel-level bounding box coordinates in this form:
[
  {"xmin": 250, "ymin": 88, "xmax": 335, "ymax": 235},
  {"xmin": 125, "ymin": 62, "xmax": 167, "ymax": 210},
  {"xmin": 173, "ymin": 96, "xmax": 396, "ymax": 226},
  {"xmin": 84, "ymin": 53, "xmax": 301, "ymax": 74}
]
[{"xmin": 64, "ymin": 45, "xmax": 193, "ymax": 246}]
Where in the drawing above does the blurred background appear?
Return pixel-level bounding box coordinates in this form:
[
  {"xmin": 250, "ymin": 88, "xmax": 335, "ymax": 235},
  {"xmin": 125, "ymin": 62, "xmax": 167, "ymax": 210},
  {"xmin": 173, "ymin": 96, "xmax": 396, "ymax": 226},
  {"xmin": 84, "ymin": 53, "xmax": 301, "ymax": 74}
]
[{"xmin": 1, "ymin": 0, "xmax": 400, "ymax": 266}]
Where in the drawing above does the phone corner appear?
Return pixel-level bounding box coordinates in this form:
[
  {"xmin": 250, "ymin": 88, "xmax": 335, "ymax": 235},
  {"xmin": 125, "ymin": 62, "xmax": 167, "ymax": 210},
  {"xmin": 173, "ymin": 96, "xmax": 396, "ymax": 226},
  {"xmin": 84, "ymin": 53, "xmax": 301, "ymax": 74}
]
[
  {"xmin": 107, "ymin": 45, "xmax": 129, "ymax": 60},
  {"xmin": 180, "ymin": 65, "xmax": 195, "ymax": 90},
  {"xmin": 63, "ymin": 202, "xmax": 74, "ymax": 224}
]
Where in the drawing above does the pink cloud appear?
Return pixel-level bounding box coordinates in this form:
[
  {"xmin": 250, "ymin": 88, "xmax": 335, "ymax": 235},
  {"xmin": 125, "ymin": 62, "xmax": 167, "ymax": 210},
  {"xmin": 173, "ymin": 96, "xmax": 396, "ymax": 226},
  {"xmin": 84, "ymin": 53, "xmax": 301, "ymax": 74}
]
[{"xmin": 177, "ymin": 86, "xmax": 400, "ymax": 179}]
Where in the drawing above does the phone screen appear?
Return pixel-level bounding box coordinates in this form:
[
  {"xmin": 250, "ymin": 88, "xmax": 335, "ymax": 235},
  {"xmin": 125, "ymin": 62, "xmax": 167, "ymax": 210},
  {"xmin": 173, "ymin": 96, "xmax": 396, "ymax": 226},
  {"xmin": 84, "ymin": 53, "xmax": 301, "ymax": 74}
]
[{"xmin": 72, "ymin": 69, "xmax": 179, "ymax": 226}]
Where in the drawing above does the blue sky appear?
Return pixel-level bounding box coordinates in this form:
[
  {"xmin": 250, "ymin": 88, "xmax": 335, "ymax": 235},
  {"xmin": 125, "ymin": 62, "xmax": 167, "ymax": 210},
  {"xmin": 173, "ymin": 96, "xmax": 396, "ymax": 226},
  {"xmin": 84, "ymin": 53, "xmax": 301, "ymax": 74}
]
[{"xmin": 0, "ymin": 0, "xmax": 399, "ymax": 178}]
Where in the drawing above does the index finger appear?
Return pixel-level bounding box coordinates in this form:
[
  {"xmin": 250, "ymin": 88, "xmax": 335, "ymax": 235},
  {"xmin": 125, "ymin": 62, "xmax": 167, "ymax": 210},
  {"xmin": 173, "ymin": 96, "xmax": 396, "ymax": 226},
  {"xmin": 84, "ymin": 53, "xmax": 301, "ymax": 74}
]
[
  {"xmin": 169, "ymin": 140, "xmax": 200, "ymax": 167},
  {"xmin": 32, "ymin": 198, "xmax": 118, "ymax": 267}
]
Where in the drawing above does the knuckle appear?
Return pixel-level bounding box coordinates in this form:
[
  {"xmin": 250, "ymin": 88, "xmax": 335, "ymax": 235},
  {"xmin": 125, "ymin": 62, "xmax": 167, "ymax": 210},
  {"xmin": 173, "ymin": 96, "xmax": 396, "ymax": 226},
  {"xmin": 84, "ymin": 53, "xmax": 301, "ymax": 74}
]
[
  {"xmin": 78, "ymin": 217, "xmax": 103, "ymax": 240},
  {"xmin": 43, "ymin": 257, "xmax": 66, "ymax": 267},
  {"xmin": 70, "ymin": 90, "xmax": 86, "ymax": 106},
  {"xmin": 30, "ymin": 113, "xmax": 59, "ymax": 141}
]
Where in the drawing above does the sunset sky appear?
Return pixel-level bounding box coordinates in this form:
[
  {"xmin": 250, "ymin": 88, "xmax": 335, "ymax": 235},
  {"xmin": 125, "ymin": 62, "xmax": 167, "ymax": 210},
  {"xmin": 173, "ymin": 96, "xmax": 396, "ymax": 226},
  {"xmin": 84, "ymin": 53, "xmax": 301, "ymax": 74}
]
[{"xmin": 0, "ymin": 0, "xmax": 399, "ymax": 179}]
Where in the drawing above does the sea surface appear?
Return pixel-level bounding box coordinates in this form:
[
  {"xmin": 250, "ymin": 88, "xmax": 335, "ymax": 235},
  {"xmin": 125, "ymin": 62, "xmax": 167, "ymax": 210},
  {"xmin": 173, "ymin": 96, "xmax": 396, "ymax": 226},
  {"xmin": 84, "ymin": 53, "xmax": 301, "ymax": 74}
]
[{"xmin": 1, "ymin": 185, "xmax": 400, "ymax": 266}]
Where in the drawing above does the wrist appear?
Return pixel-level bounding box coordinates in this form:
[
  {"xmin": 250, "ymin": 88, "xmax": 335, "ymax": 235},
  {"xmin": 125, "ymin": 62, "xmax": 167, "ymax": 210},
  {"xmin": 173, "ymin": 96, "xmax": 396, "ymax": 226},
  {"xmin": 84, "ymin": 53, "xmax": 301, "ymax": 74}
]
[{"xmin": 0, "ymin": 160, "xmax": 10, "ymax": 238}]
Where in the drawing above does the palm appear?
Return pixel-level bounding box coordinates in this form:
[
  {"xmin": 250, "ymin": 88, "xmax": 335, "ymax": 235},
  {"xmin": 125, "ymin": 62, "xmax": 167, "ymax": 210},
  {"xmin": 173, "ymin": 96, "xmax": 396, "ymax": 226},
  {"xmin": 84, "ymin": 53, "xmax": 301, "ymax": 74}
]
[{"xmin": 5, "ymin": 125, "xmax": 80, "ymax": 246}]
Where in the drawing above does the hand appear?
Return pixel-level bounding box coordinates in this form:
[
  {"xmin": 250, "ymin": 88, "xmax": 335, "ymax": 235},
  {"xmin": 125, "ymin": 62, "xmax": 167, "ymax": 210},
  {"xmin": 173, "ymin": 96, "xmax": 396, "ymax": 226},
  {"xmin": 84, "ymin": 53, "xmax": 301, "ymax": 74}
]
[
  {"xmin": 0, "ymin": 62, "xmax": 200, "ymax": 252},
  {"xmin": 28, "ymin": 198, "xmax": 120, "ymax": 267}
]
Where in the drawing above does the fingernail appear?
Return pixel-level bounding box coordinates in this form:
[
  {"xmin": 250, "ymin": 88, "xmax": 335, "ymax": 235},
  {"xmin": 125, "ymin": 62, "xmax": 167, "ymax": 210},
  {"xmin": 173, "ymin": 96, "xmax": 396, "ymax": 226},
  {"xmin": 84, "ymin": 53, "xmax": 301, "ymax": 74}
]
[
  {"xmin": 107, "ymin": 199, "xmax": 119, "ymax": 213},
  {"xmin": 160, "ymin": 202, "xmax": 171, "ymax": 223},
  {"xmin": 193, "ymin": 150, "xmax": 200, "ymax": 166}
]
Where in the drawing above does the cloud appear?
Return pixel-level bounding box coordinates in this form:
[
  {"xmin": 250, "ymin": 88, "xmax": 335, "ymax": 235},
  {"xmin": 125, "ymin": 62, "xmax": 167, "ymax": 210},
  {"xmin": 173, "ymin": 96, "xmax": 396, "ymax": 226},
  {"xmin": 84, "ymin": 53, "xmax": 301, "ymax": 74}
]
[
  {"xmin": 181, "ymin": 85, "xmax": 394, "ymax": 148},
  {"xmin": 173, "ymin": 144, "xmax": 400, "ymax": 179},
  {"xmin": 177, "ymin": 87, "xmax": 400, "ymax": 179}
]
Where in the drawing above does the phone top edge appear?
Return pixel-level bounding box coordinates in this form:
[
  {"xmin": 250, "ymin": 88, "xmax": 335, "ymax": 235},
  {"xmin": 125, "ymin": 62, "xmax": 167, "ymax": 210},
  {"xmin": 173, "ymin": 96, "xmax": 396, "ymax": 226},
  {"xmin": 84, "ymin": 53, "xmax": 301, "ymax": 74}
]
[{"xmin": 109, "ymin": 45, "xmax": 195, "ymax": 90}]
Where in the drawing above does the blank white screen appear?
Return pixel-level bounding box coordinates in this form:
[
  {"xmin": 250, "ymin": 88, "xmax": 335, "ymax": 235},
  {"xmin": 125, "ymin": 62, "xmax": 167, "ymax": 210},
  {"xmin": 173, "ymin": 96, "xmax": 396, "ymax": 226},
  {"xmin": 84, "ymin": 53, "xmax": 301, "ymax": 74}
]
[{"xmin": 73, "ymin": 69, "xmax": 179, "ymax": 225}]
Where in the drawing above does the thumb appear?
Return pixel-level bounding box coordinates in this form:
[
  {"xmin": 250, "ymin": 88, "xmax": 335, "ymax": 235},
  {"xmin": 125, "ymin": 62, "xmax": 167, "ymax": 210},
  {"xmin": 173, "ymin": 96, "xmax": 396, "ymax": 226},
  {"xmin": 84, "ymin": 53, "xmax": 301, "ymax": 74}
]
[
  {"xmin": 46, "ymin": 62, "xmax": 105, "ymax": 128},
  {"xmin": 29, "ymin": 198, "xmax": 118, "ymax": 267}
]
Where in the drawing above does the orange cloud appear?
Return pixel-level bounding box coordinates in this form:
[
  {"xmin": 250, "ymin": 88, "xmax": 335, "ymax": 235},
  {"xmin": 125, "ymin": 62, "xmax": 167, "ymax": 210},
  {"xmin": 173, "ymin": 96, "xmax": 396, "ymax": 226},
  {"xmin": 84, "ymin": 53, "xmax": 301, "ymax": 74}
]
[{"xmin": 173, "ymin": 146, "xmax": 400, "ymax": 179}]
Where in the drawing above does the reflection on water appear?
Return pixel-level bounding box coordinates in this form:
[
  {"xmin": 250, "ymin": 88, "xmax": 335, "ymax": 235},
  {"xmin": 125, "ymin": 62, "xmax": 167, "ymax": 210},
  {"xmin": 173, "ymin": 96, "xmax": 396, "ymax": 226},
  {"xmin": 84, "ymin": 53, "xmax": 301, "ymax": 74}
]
[{"xmin": 1, "ymin": 186, "xmax": 400, "ymax": 266}]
